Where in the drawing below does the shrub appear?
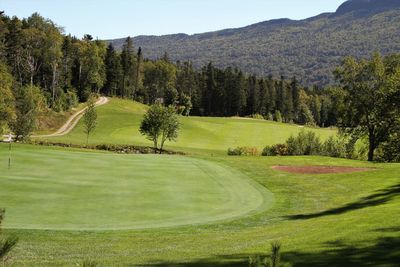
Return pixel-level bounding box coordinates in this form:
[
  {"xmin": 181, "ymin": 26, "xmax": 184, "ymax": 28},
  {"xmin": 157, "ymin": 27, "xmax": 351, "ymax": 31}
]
[
  {"xmin": 321, "ymin": 136, "xmax": 347, "ymax": 158},
  {"xmin": 0, "ymin": 209, "xmax": 18, "ymax": 261},
  {"xmin": 227, "ymin": 147, "xmax": 259, "ymax": 156},
  {"xmin": 262, "ymin": 144, "xmax": 289, "ymax": 156},
  {"xmin": 249, "ymin": 114, "xmax": 264, "ymax": 120},
  {"xmin": 65, "ymin": 89, "xmax": 79, "ymax": 110},
  {"xmin": 376, "ymin": 132, "xmax": 400, "ymax": 162},
  {"xmin": 299, "ymin": 104, "xmax": 315, "ymax": 126},
  {"xmin": 286, "ymin": 130, "xmax": 321, "ymax": 155},
  {"xmin": 267, "ymin": 113, "xmax": 274, "ymax": 121},
  {"xmin": 274, "ymin": 110, "xmax": 283, "ymax": 123}
]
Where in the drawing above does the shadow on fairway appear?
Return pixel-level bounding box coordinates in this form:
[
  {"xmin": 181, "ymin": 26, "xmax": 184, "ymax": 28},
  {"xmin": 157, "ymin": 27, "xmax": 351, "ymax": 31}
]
[
  {"xmin": 284, "ymin": 229, "xmax": 400, "ymax": 267},
  {"xmin": 138, "ymin": 228, "xmax": 400, "ymax": 267},
  {"xmin": 136, "ymin": 253, "xmax": 251, "ymax": 266},
  {"xmin": 286, "ymin": 183, "xmax": 400, "ymax": 220}
]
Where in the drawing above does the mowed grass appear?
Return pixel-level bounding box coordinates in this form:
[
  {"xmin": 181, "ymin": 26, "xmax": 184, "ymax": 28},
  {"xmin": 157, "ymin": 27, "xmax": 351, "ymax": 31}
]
[
  {"xmin": 0, "ymin": 144, "xmax": 272, "ymax": 230},
  {"xmin": 43, "ymin": 98, "xmax": 336, "ymax": 154},
  {"xmin": 2, "ymin": 98, "xmax": 399, "ymax": 266},
  {"xmin": 0, "ymin": 145, "xmax": 400, "ymax": 266}
]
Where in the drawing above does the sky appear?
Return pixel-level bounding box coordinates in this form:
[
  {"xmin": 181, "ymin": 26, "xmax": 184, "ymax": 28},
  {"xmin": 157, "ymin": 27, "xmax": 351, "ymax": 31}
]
[{"xmin": 1, "ymin": 0, "xmax": 345, "ymax": 39}]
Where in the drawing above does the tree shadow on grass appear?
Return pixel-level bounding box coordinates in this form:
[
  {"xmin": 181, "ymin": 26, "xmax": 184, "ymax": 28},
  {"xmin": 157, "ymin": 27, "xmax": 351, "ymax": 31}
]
[
  {"xmin": 136, "ymin": 255, "xmax": 248, "ymax": 267},
  {"xmin": 284, "ymin": 229, "xmax": 400, "ymax": 267},
  {"xmin": 137, "ymin": 228, "xmax": 400, "ymax": 267},
  {"xmin": 286, "ymin": 183, "xmax": 400, "ymax": 220}
]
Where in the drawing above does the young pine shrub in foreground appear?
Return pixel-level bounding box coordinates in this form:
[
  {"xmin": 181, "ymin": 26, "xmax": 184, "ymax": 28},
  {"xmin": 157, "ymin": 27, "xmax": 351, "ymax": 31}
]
[
  {"xmin": 0, "ymin": 209, "xmax": 18, "ymax": 262},
  {"xmin": 249, "ymin": 241, "xmax": 291, "ymax": 267}
]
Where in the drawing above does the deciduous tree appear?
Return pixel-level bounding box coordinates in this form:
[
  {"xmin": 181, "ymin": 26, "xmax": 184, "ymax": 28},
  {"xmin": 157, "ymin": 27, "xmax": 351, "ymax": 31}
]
[{"xmin": 139, "ymin": 104, "xmax": 180, "ymax": 153}]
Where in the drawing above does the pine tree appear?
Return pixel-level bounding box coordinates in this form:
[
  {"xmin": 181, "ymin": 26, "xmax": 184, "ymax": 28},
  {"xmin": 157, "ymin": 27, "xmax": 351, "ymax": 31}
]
[
  {"xmin": 204, "ymin": 62, "xmax": 216, "ymax": 116},
  {"xmin": 291, "ymin": 76, "xmax": 300, "ymax": 121},
  {"xmin": 266, "ymin": 75, "xmax": 276, "ymax": 113},
  {"xmin": 135, "ymin": 47, "xmax": 144, "ymax": 98},
  {"xmin": 258, "ymin": 78, "xmax": 268, "ymax": 116},
  {"xmin": 276, "ymin": 76, "xmax": 286, "ymax": 117},
  {"xmin": 120, "ymin": 37, "xmax": 136, "ymax": 98},
  {"xmin": 104, "ymin": 43, "xmax": 122, "ymax": 96}
]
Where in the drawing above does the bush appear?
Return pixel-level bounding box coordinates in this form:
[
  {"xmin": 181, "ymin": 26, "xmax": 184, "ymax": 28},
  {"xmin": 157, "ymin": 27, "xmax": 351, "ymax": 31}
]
[
  {"xmin": 0, "ymin": 209, "xmax": 18, "ymax": 261},
  {"xmin": 262, "ymin": 144, "xmax": 289, "ymax": 156},
  {"xmin": 227, "ymin": 146, "xmax": 259, "ymax": 156},
  {"xmin": 274, "ymin": 110, "xmax": 283, "ymax": 123},
  {"xmin": 249, "ymin": 114, "xmax": 264, "ymax": 120},
  {"xmin": 65, "ymin": 89, "xmax": 79, "ymax": 110},
  {"xmin": 321, "ymin": 136, "xmax": 347, "ymax": 158},
  {"xmin": 286, "ymin": 130, "xmax": 321, "ymax": 155},
  {"xmin": 376, "ymin": 135, "xmax": 400, "ymax": 162}
]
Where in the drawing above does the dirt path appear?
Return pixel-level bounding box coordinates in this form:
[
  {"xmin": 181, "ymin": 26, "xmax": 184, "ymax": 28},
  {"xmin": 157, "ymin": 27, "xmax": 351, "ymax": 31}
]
[
  {"xmin": 2, "ymin": 97, "xmax": 109, "ymax": 141},
  {"xmin": 35, "ymin": 97, "xmax": 109, "ymax": 138}
]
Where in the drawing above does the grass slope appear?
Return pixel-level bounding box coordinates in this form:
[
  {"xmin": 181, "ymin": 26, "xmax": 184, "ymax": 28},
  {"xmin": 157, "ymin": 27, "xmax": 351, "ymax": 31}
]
[
  {"xmin": 1, "ymin": 146, "xmax": 399, "ymax": 266},
  {"xmin": 44, "ymin": 98, "xmax": 335, "ymax": 154},
  {"xmin": 1, "ymin": 98, "xmax": 398, "ymax": 266},
  {"xmin": 0, "ymin": 144, "xmax": 272, "ymax": 231}
]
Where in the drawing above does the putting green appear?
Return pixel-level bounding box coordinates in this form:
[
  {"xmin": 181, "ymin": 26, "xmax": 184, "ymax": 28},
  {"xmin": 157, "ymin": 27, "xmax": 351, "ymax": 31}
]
[{"xmin": 0, "ymin": 145, "xmax": 273, "ymax": 230}]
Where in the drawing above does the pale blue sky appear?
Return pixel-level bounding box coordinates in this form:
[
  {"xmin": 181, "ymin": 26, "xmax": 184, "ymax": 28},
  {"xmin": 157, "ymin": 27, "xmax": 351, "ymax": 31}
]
[{"xmin": 1, "ymin": 0, "xmax": 345, "ymax": 39}]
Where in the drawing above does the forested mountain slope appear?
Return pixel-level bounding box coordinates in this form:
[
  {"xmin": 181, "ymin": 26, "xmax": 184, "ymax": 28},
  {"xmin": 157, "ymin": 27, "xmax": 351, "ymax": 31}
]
[{"xmin": 109, "ymin": 0, "xmax": 400, "ymax": 85}]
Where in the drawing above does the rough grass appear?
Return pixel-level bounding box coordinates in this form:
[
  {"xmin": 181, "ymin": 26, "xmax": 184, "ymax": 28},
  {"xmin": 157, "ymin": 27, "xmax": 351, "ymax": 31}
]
[{"xmin": 42, "ymin": 98, "xmax": 336, "ymax": 154}]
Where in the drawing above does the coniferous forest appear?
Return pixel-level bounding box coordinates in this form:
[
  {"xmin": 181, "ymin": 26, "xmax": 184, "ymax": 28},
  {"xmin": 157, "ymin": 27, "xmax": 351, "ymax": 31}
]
[{"xmin": 0, "ymin": 11, "xmax": 399, "ymax": 161}]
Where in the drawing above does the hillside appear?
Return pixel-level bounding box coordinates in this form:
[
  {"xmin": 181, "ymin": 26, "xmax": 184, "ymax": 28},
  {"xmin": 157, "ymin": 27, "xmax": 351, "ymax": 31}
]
[
  {"xmin": 42, "ymin": 98, "xmax": 336, "ymax": 154},
  {"xmin": 109, "ymin": 0, "xmax": 400, "ymax": 86}
]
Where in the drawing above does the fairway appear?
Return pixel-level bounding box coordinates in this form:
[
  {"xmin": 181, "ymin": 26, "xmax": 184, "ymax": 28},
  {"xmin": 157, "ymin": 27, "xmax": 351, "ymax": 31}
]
[
  {"xmin": 0, "ymin": 144, "xmax": 272, "ymax": 231},
  {"xmin": 43, "ymin": 98, "xmax": 336, "ymax": 154}
]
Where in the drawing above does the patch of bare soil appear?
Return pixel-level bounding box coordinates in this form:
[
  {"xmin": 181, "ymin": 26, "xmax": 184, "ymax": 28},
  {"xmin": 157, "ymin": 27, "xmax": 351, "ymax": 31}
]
[{"xmin": 272, "ymin": 165, "xmax": 373, "ymax": 174}]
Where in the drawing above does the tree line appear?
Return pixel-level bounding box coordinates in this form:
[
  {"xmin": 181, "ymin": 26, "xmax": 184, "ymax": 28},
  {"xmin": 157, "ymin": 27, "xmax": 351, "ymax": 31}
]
[
  {"xmin": 0, "ymin": 12, "xmax": 399, "ymax": 161},
  {"xmin": 0, "ymin": 12, "xmax": 336, "ymax": 130}
]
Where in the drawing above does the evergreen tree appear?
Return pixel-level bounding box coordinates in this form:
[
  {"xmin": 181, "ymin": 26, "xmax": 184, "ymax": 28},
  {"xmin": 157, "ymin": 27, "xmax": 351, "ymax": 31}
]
[
  {"xmin": 120, "ymin": 37, "xmax": 136, "ymax": 98},
  {"xmin": 291, "ymin": 76, "xmax": 300, "ymax": 121},
  {"xmin": 266, "ymin": 75, "xmax": 276, "ymax": 113},
  {"xmin": 135, "ymin": 47, "xmax": 144, "ymax": 98},
  {"xmin": 204, "ymin": 62, "xmax": 216, "ymax": 116},
  {"xmin": 104, "ymin": 43, "xmax": 122, "ymax": 96},
  {"xmin": 5, "ymin": 17, "xmax": 24, "ymax": 83},
  {"xmin": 276, "ymin": 76, "xmax": 286, "ymax": 117},
  {"xmin": 258, "ymin": 79, "xmax": 268, "ymax": 116},
  {"xmin": 284, "ymin": 84, "xmax": 294, "ymax": 122}
]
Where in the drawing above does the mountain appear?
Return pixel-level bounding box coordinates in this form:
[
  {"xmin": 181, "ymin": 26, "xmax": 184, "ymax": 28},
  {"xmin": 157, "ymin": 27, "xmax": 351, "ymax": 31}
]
[{"xmin": 109, "ymin": 0, "xmax": 400, "ymax": 86}]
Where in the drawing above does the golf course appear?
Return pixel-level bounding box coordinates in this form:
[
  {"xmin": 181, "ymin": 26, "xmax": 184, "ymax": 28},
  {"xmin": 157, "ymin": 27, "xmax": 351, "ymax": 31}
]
[
  {"xmin": 0, "ymin": 98, "xmax": 399, "ymax": 266},
  {"xmin": 45, "ymin": 98, "xmax": 336, "ymax": 154}
]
